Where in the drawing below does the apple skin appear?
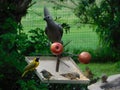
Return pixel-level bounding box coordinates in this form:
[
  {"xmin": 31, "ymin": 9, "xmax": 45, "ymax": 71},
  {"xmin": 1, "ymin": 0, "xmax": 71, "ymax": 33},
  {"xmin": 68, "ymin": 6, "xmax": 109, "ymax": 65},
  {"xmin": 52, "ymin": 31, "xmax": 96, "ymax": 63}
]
[
  {"xmin": 50, "ymin": 42, "xmax": 63, "ymax": 55},
  {"xmin": 78, "ymin": 52, "xmax": 91, "ymax": 64}
]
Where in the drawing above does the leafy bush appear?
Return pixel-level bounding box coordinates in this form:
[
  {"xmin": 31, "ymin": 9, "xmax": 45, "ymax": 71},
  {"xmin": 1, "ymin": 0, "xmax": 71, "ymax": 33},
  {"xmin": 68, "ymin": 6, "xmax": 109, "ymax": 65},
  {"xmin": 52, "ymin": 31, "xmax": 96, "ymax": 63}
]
[
  {"xmin": 26, "ymin": 28, "xmax": 50, "ymax": 55},
  {"xmin": 0, "ymin": 0, "xmax": 50, "ymax": 89},
  {"xmin": 114, "ymin": 61, "xmax": 120, "ymax": 72},
  {"xmin": 0, "ymin": 36, "xmax": 26, "ymax": 89},
  {"xmin": 17, "ymin": 79, "xmax": 48, "ymax": 90},
  {"xmin": 70, "ymin": 46, "xmax": 119, "ymax": 63}
]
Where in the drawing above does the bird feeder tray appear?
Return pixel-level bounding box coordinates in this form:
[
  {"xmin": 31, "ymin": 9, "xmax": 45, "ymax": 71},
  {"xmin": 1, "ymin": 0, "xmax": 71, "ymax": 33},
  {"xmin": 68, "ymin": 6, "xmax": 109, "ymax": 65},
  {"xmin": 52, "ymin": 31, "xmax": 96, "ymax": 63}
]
[{"xmin": 25, "ymin": 56, "xmax": 90, "ymax": 84}]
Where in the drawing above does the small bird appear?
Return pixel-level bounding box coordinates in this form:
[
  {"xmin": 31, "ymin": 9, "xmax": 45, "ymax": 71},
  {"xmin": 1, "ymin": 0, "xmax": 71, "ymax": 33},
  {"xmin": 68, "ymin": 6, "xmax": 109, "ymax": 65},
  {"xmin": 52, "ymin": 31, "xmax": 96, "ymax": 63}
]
[
  {"xmin": 90, "ymin": 77, "xmax": 100, "ymax": 85},
  {"xmin": 44, "ymin": 6, "xmax": 63, "ymax": 44},
  {"xmin": 100, "ymin": 77, "xmax": 120, "ymax": 89},
  {"xmin": 84, "ymin": 67, "xmax": 100, "ymax": 85},
  {"xmin": 84, "ymin": 66, "xmax": 94, "ymax": 79},
  {"xmin": 60, "ymin": 72, "xmax": 80, "ymax": 80},
  {"xmin": 21, "ymin": 57, "xmax": 40, "ymax": 77},
  {"xmin": 40, "ymin": 69, "xmax": 53, "ymax": 81},
  {"xmin": 101, "ymin": 74, "xmax": 108, "ymax": 83}
]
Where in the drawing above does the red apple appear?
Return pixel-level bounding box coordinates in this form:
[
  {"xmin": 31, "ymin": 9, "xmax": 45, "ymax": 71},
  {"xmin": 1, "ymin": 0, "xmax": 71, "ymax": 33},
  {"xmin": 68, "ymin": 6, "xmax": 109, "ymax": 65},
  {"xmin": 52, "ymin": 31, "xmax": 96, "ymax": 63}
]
[
  {"xmin": 50, "ymin": 42, "xmax": 63, "ymax": 55},
  {"xmin": 78, "ymin": 52, "xmax": 91, "ymax": 64}
]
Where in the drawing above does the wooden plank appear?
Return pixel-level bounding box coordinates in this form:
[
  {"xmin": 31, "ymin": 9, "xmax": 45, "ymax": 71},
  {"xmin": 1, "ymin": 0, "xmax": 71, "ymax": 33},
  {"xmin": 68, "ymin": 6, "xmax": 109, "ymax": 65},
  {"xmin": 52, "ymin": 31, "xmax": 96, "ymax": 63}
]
[{"xmin": 25, "ymin": 56, "xmax": 90, "ymax": 84}]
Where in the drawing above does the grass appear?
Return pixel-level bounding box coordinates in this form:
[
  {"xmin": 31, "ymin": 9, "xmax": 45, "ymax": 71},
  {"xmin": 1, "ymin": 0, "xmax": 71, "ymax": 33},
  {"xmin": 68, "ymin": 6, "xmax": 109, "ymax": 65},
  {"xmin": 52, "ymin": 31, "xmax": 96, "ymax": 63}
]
[
  {"xmin": 78, "ymin": 62, "xmax": 120, "ymax": 78},
  {"xmin": 62, "ymin": 26, "xmax": 98, "ymax": 51}
]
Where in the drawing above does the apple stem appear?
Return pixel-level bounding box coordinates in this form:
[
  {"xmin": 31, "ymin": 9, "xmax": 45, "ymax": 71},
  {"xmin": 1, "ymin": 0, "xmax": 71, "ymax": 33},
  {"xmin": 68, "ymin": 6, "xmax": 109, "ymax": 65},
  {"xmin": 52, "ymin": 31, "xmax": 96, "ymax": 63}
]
[{"xmin": 56, "ymin": 55, "xmax": 60, "ymax": 72}]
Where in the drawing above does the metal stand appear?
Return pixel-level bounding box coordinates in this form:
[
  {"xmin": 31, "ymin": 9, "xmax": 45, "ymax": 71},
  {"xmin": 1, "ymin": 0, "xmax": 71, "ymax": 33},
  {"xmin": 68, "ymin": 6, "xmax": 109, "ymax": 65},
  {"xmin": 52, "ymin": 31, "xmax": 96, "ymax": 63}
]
[{"xmin": 56, "ymin": 56, "xmax": 60, "ymax": 72}]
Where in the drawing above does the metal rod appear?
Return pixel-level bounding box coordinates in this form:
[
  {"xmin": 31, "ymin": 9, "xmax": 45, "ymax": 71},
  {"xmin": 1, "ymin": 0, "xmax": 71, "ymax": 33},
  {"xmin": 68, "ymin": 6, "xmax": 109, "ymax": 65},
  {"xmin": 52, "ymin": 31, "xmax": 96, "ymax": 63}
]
[
  {"xmin": 56, "ymin": 56, "xmax": 60, "ymax": 72},
  {"xmin": 60, "ymin": 60, "xmax": 70, "ymax": 68},
  {"xmin": 63, "ymin": 52, "xmax": 78, "ymax": 57}
]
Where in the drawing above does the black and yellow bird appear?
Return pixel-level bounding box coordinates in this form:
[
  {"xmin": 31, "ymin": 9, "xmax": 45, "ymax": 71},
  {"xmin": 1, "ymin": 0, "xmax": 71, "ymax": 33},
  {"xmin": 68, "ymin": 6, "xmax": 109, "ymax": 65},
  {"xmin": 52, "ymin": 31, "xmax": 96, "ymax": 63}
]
[
  {"xmin": 101, "ymin": 74, "xmax": 108, "ymax": 83},
  {"xmin": 21, "ymin": 57, "xmax": 40, "ymax": 77}
]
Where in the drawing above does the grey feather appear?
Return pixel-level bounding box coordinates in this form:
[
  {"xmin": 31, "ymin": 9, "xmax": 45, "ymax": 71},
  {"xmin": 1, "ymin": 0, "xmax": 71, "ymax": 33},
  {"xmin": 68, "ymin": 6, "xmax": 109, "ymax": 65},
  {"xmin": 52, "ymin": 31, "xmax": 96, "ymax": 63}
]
[{"xmin": 44, "ymin": 6, "xmax": 63, "ymax": 43}]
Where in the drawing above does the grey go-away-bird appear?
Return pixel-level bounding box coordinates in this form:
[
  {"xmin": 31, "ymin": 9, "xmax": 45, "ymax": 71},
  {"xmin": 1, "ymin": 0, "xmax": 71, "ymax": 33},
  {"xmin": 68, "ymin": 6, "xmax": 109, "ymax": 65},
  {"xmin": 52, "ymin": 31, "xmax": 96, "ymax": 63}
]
[{"xmin": 44, "ymin": 6, "xmax": 63, "ymax": 44}]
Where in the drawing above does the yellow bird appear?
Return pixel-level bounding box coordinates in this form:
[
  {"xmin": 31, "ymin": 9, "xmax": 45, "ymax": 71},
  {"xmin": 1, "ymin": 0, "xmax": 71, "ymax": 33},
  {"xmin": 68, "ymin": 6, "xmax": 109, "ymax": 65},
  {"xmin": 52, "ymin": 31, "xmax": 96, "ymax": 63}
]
[
  {"xmin": 21, "ymin": 57, "xmax": 40, "ymax": 77},
  {"xmin": 84, "ymin": 66, "xmax": 94, "ymax": 79}
]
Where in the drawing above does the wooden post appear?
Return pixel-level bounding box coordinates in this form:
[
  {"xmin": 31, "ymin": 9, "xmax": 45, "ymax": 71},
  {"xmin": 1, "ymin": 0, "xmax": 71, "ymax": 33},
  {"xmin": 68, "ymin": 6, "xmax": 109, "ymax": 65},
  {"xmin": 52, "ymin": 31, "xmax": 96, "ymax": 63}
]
[{"xmin": 56, "ymin": 56, "xmax": 60, "ymax": 72}]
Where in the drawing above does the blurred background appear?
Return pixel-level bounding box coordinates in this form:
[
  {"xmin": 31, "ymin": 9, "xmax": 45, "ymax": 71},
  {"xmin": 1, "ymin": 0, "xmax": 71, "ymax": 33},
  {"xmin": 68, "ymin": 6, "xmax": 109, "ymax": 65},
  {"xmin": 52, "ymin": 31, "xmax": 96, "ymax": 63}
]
[{"xmin": 0, "ymin": 0, "xmax": 120, "ymax": 89}]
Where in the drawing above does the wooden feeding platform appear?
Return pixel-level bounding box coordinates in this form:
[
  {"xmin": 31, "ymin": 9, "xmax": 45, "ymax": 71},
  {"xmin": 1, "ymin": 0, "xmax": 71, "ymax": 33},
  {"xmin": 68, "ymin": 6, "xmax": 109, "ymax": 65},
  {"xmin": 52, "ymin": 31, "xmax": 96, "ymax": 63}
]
[{"xmin": 25, "ymin": 56, "xmax": 90, "ymax": 84}]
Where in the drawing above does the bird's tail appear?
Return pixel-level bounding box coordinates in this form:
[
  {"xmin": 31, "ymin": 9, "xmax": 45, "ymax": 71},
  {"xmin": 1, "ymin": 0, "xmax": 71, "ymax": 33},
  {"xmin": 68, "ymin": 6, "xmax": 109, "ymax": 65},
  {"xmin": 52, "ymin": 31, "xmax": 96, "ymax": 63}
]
[{"xmin": 21, "ymin": 71, "xmax": 28, "ymax": 78}]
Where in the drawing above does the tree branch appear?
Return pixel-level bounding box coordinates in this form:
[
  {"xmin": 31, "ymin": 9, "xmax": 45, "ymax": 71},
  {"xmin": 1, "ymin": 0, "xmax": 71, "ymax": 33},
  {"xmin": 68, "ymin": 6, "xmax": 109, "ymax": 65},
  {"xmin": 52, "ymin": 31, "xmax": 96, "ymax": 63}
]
[
  {"xmin": 28, "ymin": 1, "xmax": 36, "ymax": 8},
  {"xmin": 50, "ymin": 0, "xmax": 75, "ymax": 10},
  {"xmin": 70, "ymin": 0, "xmax": 79, "ymax": 6}
]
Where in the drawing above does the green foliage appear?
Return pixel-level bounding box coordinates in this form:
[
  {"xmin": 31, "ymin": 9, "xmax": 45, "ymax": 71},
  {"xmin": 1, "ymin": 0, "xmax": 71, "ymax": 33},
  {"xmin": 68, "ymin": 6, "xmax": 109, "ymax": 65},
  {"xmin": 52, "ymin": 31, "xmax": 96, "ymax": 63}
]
[
  {"xmin": 114, "ymin": 61, "xmax": 120, "ymax": 72},
  {"xmin": 16, "ymin": 32, "xmax": 29, "ymax": 54},
  {"xmin": 0, "ymin": 33, "xmax": 15, "ymax": 52},
  {"xmin": 0, "ymin": 0, "xmax": 50, "ymax": 89},
  {"xmin": 2, "ymin": 17, "xmax": 18, "ymax": 34},
  {"xmin": 70, "ymin": 46, "xmax": 120, "ymax": 63},
  {"xmin": 17, "ymin": 79, "xmax": 47, "ymax": 90},
  {"xmin": 0, "ymin": 22, "xmax": 50, "ymax": 90},
  {"xmin": 0, "ymin": 25, "xmax": 26, "ymax": 90},
  {"xmin": 92, "ymin": 46, "xmax": 115, "ymax": 62},
  {"xmin": 24, "ymin": 28, "xmax": 50, "ymax": 55},
  {"xmin": 74, "ymin": 0, "xmax": 120, "ymax": 53},
  {"xmin": 0, "ymin": 43, "xmax": 25, "ymax": 89}
]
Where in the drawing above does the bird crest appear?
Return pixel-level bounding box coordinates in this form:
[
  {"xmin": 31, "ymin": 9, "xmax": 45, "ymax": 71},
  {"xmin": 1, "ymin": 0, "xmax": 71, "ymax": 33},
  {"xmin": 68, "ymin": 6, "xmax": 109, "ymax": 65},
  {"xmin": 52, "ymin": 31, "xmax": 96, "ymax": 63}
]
[
  {"xmin": 44, "ymin": 6, "xmax": 53, "ymax": 20},
  {"xmin": 44, "ymin": 6, "xmax": 50, "ymax": 16}
]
